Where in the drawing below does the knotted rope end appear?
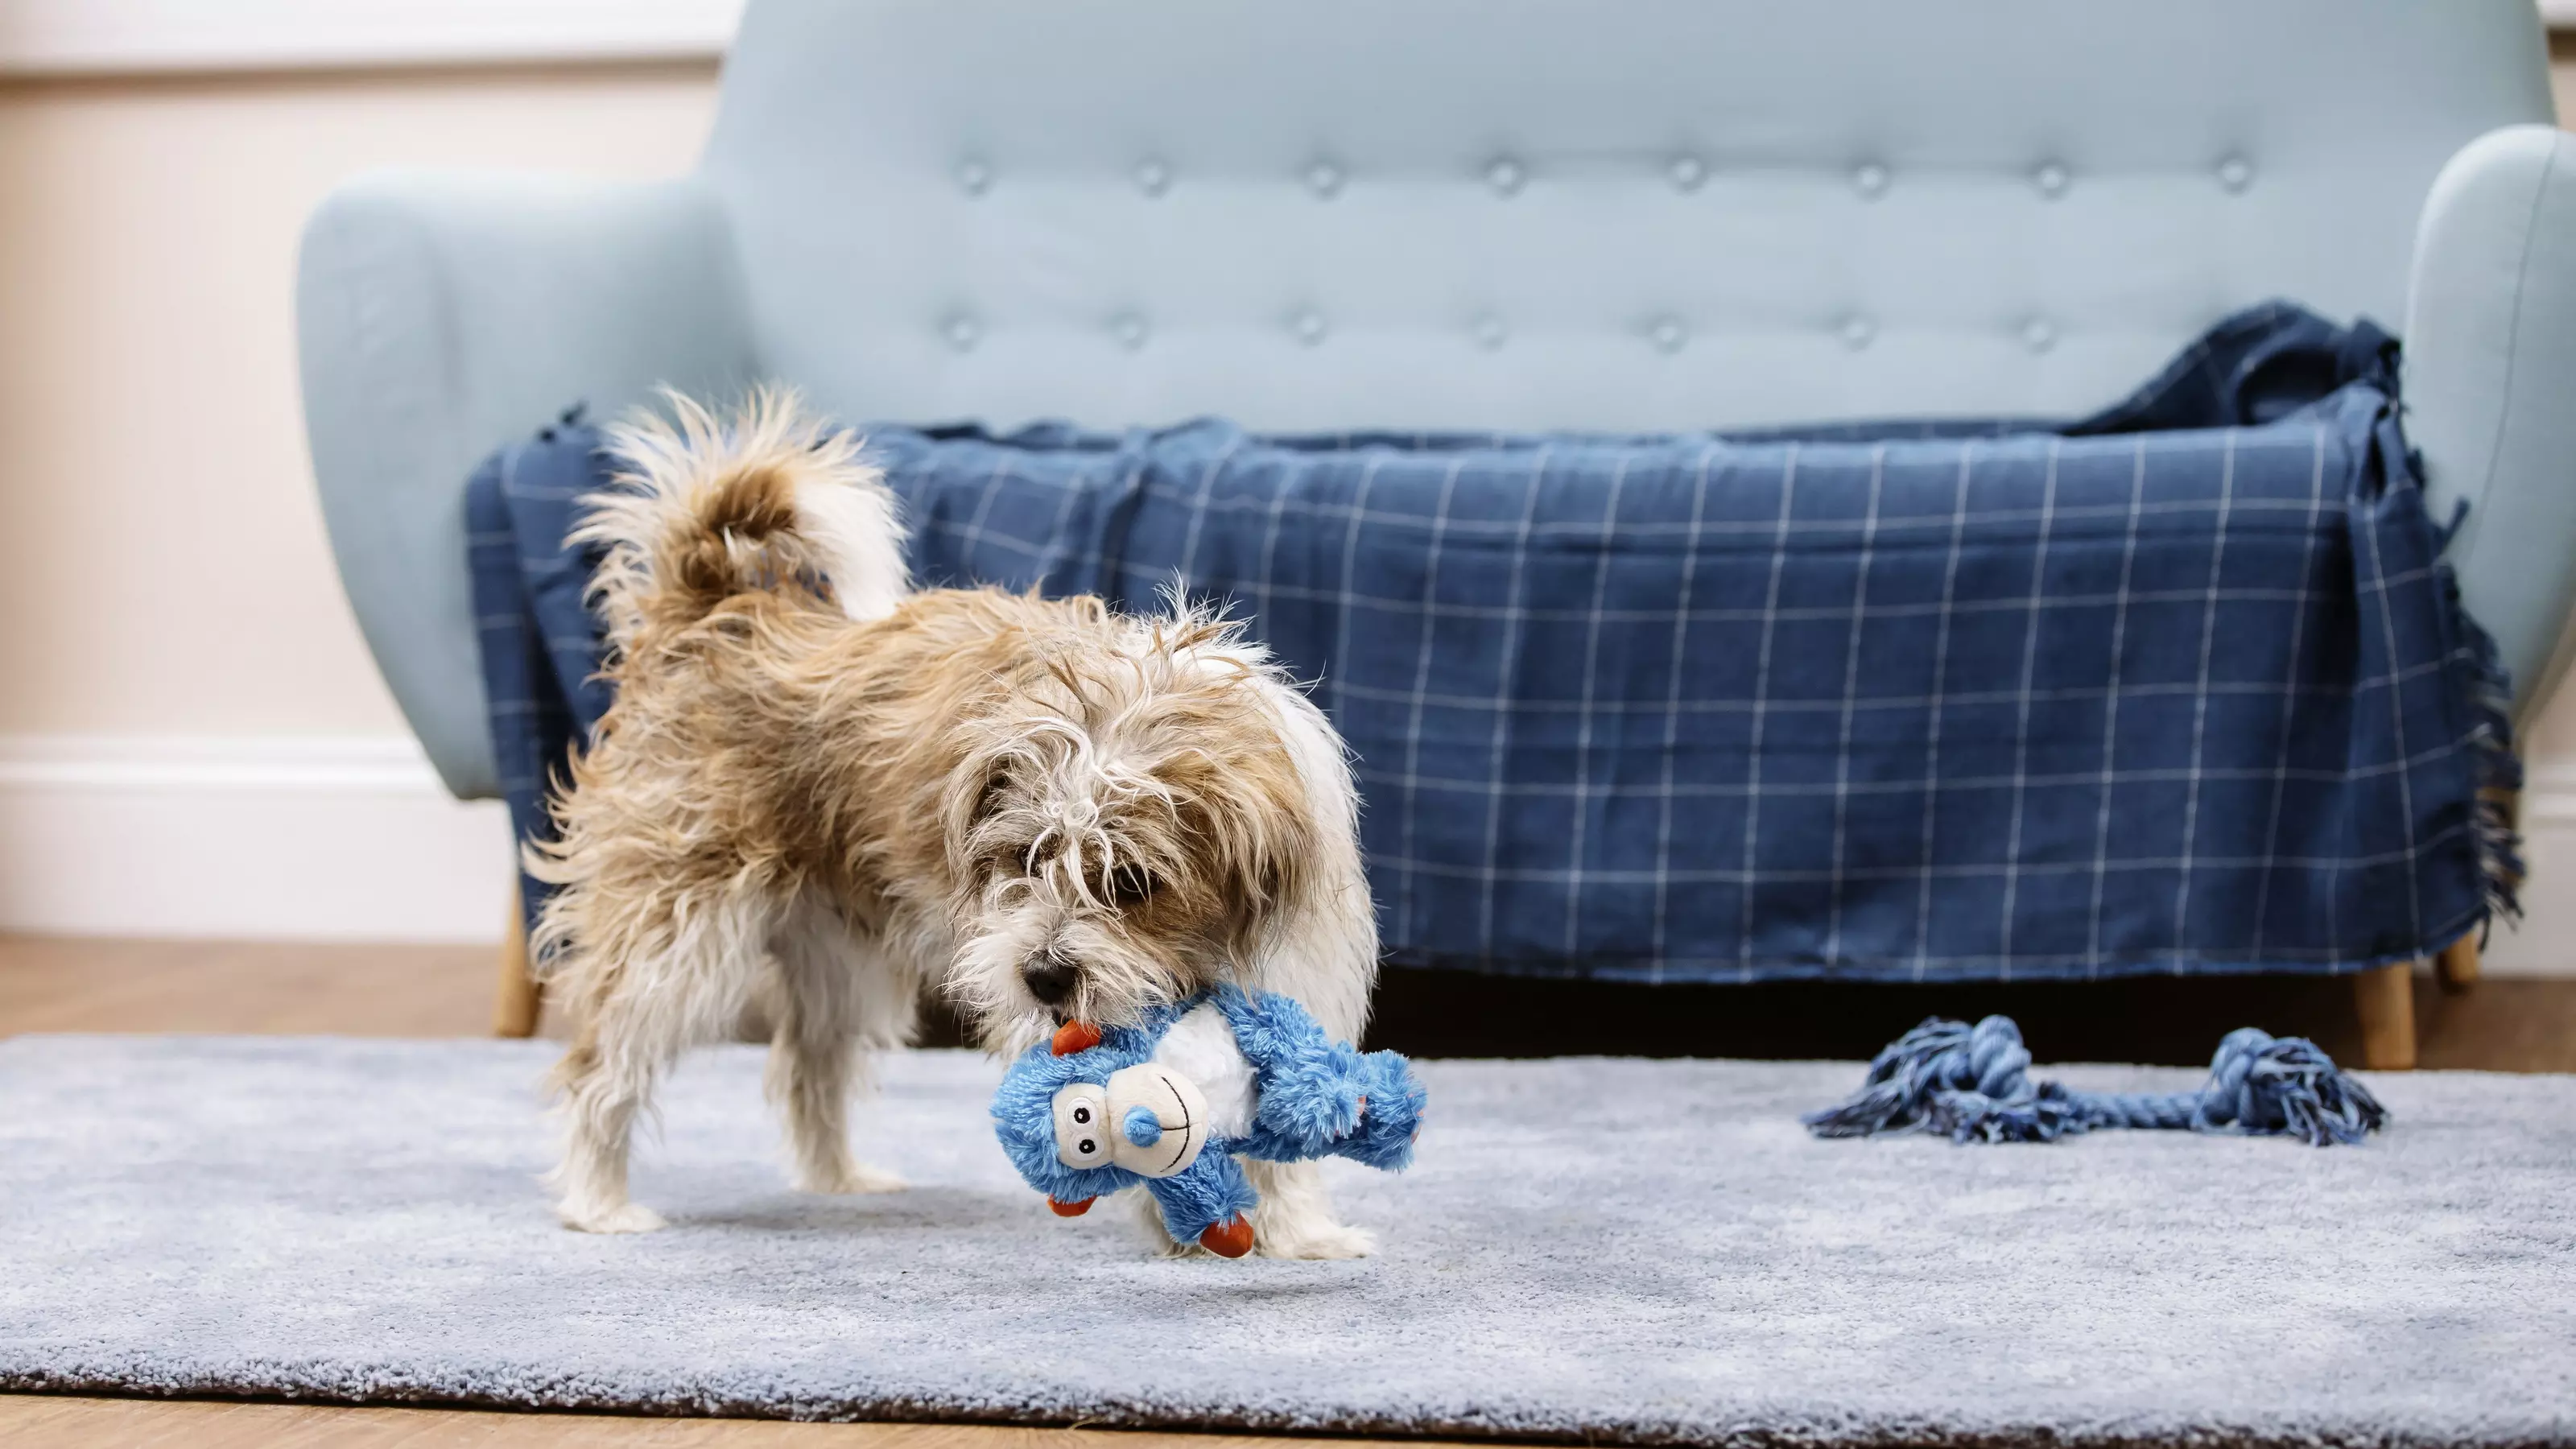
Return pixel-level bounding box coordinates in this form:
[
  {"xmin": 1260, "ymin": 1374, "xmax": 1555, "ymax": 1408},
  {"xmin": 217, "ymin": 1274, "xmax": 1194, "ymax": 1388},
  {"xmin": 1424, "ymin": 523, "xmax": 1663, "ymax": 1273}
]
[{"xmin": 1807, "ymin": 1017, "xmax": 2389, "ymax": 1147}]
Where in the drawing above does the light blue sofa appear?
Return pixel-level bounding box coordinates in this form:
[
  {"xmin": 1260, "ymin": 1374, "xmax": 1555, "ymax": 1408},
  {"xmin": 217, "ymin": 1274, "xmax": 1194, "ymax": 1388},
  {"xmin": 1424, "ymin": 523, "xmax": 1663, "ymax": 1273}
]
[{"xmin": 299, "ymin": 1, "xmax": 2574, "ymax": 1051}]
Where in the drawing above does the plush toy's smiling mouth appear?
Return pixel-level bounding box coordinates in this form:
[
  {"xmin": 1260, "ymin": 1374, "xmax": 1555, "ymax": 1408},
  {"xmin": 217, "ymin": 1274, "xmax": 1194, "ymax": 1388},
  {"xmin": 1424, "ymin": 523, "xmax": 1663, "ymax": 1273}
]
[
  {"xmin": 1157, "ymin": 1075, "xmax": 1196, "ymax": 1174},
  {"xmin": 1101, "ymin": 1063, "xmax": 1212, "ymax": 1178}
]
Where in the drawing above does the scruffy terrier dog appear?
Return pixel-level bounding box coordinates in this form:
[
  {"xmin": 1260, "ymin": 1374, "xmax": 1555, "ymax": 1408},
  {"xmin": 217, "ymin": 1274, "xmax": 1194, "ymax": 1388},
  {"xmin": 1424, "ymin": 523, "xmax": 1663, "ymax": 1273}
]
[{"xmin": 528, "ymin": 393, "xmax": 1381, "ymax": 1257}]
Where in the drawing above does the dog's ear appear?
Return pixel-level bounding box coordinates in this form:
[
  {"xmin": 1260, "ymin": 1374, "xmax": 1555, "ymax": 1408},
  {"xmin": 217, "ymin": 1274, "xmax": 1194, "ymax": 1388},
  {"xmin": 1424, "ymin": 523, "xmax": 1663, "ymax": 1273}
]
[
  {"xmin": 1216, "ymin": 774, "xmax": 1316, "ymax": 961},
  {"xmin": 943, "ymin": 754, "xmax": 1018, "ymax": 881}
]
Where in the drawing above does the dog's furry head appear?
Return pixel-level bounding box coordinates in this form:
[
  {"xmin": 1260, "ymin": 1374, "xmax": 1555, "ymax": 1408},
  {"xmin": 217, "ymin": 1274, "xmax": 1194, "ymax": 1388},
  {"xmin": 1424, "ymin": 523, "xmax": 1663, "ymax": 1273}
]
[{"xmin": 934, "ymin": 601, "xmax": 1323, "ymax": 1036}]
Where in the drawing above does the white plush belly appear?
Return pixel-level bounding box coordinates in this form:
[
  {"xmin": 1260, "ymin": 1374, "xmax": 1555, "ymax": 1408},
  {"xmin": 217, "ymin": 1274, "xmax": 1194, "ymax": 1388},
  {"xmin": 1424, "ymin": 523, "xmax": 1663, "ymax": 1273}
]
[{"xmin": 1151, "ymin": 1002, "xmax": 1255, "ymax": 1139}]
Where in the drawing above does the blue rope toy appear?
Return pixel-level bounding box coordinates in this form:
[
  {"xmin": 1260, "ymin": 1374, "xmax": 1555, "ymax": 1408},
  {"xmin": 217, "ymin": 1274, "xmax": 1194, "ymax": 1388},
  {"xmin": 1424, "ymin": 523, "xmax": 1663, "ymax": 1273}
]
[{"xmin": 1805, "ymin": 1015, "xmax": 2388, "ymax": 1147}]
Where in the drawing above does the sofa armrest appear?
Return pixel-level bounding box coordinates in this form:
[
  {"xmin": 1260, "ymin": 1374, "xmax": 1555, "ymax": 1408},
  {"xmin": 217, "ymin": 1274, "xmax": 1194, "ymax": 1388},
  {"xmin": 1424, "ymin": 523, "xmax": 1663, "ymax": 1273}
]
[
  {"xmin": 2404, "ymin": 124, "xmax": 2576, "ymax": 724},
  {"xmin": 296, "ymin": 171, "xmax": 756, "ymax": 799}
]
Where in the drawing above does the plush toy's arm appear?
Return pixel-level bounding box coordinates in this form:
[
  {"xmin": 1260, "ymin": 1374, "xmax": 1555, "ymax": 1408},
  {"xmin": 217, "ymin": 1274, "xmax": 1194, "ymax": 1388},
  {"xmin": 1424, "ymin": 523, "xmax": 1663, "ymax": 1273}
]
[
  {"xmin": 1340, "ymin": 1051, "xmax": 1426, "ymax": 1171},
  {"xmin": 1218, "ymin": 988, "xmax": 1369, "ymax": 1152},
  {"xmin": 1214, "ymin": 985, "xmax": 1335, "ymax": 1072},
  {"xmin": 1144, "ymin": 1147, "xmax": 1261, "ymax": 1256}
]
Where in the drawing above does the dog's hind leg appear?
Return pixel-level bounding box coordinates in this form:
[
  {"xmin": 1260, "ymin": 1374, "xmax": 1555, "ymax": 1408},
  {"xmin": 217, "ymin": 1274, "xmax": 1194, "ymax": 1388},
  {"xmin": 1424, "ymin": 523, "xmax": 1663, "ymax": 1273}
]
[
  {"xmin": 767, "ymin": 897, "xmax": 914, "ymax": 1195},
  {"xmin": 547, "ymin": 886, "xmax": 776, "ymax": 1233},
  {"xmin": 551, "ymin": 1015, "xmax": 685, "ymax": 1234}
]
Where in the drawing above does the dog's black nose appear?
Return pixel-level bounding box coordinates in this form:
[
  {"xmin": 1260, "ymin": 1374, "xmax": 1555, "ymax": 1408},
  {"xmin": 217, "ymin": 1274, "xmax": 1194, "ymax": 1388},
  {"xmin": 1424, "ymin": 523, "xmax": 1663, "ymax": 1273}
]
[{"xmin": 1022, "ymin": 952, "xmax": 1078, "ymax": 1007}]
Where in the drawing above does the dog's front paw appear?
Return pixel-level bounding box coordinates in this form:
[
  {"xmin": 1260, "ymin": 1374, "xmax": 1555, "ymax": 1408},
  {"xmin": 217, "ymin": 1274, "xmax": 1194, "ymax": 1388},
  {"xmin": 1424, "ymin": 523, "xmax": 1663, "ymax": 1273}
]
[
  {"xmin": 559, "ymin": 1199, "xmax": 667, "ymax": 1234},
  {"xmin": 797, "ymin": 1162, "xmax": 906, "ymax": 1195},
  {"xmin": 1255, "ymin": 1220, "xmax": 1377, "ymax": 1261}
]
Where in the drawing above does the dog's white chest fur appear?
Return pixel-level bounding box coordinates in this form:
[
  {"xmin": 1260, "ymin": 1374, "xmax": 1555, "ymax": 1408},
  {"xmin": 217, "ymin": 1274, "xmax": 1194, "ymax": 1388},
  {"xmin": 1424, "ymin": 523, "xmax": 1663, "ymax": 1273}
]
[{"xmin": 1150, "ymin": 1002, "xmax": 1255, "ymax": 1139}]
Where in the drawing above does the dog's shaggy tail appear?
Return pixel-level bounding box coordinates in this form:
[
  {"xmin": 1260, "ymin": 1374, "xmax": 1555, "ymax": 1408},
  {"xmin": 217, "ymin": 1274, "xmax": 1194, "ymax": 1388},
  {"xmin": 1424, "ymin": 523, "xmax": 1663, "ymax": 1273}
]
[{"xmin": 579, "ymin": 386, "xmax": 910, "ymax": 652}]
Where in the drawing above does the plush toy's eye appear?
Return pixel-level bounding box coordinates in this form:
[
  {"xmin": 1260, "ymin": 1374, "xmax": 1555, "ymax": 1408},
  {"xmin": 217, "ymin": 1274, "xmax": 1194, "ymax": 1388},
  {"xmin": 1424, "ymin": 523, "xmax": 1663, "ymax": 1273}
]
[{"xmin": 1051, "ymin": 1084, "xmax": 1113, "ymax": 1169}]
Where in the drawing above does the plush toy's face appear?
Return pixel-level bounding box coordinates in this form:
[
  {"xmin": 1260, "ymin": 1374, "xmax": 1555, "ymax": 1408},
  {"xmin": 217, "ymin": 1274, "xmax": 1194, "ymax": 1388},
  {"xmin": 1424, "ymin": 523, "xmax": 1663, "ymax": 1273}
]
[{"xmin": 1051, "ymin": 1063, "xmax": 1209, "ymax": 1179}]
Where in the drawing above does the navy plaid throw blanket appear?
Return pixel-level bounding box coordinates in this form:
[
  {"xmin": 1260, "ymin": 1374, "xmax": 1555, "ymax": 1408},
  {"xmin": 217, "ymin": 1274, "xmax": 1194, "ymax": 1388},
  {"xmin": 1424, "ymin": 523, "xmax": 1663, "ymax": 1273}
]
[{"xmin": 469, "ymin": 303, "xmax": 2516, "ymax": 984}]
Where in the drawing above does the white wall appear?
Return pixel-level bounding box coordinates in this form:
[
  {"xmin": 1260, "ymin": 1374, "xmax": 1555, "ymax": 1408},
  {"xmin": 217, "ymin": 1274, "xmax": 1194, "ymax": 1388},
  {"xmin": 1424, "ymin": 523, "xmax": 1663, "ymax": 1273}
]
[
  {"xmin": 0, "ymin": 59, "xmax": 720, "ymax": 941},
  {"xmin": 0, "ymin": 26, "xmax": 2569, "ymax": 962},
  {"xmin": 2490, "ymin": 674, "xmax": 2576, "ymax": 976}
]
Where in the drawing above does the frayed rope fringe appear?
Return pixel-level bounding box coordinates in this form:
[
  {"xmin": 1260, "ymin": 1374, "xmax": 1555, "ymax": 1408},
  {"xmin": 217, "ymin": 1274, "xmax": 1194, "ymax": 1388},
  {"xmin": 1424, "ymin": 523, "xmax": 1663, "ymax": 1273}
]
[
  {"xmin": 2442, "ymin": 564, "xmax": 2525, "ymax": 930},
  {"xmin": 1805, "ymin": 1015, "xmax": 2388, "ymax": 1147}
]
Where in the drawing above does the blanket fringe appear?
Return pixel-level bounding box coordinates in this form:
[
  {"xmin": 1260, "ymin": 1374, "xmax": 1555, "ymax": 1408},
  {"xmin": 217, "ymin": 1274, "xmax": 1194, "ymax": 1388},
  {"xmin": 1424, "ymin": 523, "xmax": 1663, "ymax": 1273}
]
[
  {"xmin": 2445, "ymin": 566, "xmax": 2525, "ymax": 927},
  {"xmin": 1804, "ymin": 1016, "xmax": 2388, "ymax": 1147}
]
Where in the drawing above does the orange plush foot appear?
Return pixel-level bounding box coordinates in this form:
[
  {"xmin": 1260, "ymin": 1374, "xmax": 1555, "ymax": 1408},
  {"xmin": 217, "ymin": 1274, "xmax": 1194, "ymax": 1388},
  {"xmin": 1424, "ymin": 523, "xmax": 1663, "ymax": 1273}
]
[
  {"xmin": 1199, "ymin": 1215, "xmax": 1255, "ymax": 1258},
  {"xmin": 1047, "ymin": 1196, "xmax": 1093, "ymax": 1216}
]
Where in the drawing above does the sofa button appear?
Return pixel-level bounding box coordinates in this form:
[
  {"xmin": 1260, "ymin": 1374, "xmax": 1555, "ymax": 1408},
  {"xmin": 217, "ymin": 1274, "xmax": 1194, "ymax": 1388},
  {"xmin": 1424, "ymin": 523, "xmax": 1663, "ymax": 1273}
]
[
  {"xmin": 1113, "ymin": 314, "xmax": 1148, "ymax": 349},
  {"xmin": 1306, "ymin": 159, "xmax": 1344, "ymax": 198},
  {"xmin": 2033, "ymin": 161, "xmax": 2069, "ymax": 198},
  {"xmin": 1852, "ymin": 162, "xmax": 1889, "ymax": 199},
  {"xmin": 1134, "ymin": 158, "xmax": 1170, "ymax": 196},
  {"xmin": 1839, "ymin": 316, "xmax": 1876, "ymax": 350},
  {"xmin": 2021, "ymin": 316, "xmax": 2057, "ymax": 353},
  {"xmin": 1486, "ymin": 156, "xmax": 1525, "ymax": 195},
  {"xmin": 944, "ymin": 316, "xmax": 980, "ymax": 351},
  {"xmin": 956, "ymin": 158, "xmax": 992, "ymax": 196},
  {"xmin": 1472, "ymin": 313, "xmax": 1509, "ymax": 350},
  {"xmin": 1650, "ymin": 316, "xmax": 1686, "ymax": 353},
  {"xmin": 2217, "ymin": 155, "xmax": 2254, "ymax": 192},
  {"xmin": 1293, "ymin": 308, "xmax": 1327, "ymax": 345},
  {"xmin": 1668, "ymin": 154, "xmax": 1707, "ymax": 192}
]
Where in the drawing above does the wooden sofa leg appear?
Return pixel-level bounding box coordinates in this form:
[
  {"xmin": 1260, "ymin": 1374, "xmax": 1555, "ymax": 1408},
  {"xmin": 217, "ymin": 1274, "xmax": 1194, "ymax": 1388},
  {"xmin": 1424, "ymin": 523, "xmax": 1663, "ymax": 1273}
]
[
  {"xmin": 2436, "ymin": 934, "xmax": 2481, "ymax": 995},
  {"xmin": 2351, "ymin": 961, "xmax": 2417, "ymax": 1071},
  {"xmin": 494, "ymin": 878, "xmax": 543, "ymax": 1038}
]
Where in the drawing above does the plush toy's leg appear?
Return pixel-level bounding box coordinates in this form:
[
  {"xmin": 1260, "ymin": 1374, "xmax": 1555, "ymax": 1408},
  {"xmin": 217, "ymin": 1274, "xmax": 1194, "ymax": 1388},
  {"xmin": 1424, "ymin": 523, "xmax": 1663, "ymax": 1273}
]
[
  {"xmin": 1245, "ymin": 1158, "xmax": 1375, "ymax": 1261},
  {"xmin": 1138, "ymin": 1153, "xmax": 1261, "ymax": 1256},
  {"xmin": 766, "ymin": 903, "xmax": 909, "ymax": 1195},
  {"xmin": 1126, "ymin": 1187, "xmax": 1191, "ymax": 1257},
  {"xmin": 1199, "ymin": 1214, "xmax": 1256, "ymax": 1257}
]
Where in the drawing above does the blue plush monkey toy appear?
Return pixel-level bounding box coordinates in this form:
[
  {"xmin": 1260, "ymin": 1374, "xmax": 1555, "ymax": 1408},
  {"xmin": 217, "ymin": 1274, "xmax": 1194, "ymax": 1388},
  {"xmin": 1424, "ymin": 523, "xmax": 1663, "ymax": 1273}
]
[{"xmin": 991, "ymin": 985, "xmax": 1425, "ymax": 1257}]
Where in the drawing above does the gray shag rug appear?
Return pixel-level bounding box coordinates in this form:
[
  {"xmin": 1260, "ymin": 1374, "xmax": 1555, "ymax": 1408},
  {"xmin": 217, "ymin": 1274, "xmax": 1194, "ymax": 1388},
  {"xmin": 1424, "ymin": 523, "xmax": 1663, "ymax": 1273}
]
[{"xmin": 2, "ymin": 1035, "xmax": 2571, "ymax": 1447}]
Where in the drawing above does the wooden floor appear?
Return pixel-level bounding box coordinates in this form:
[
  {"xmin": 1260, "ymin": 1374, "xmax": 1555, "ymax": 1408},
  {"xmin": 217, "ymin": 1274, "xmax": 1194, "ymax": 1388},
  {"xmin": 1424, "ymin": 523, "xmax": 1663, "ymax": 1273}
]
[
  {"xmin": 3, "ymin": 934, "xmax": 2572, "ymax": 1445},
  {"xmin": 6, "ymin": 933, "xmax": 2573, "ymax": 1069},
  {"xmin": 0, "ymin": 1397, "xmax": 1402, "ymax": 1448},
  {"xmin": 0, "ymin": 936, "xmax": 500, "ymax": 1037}
]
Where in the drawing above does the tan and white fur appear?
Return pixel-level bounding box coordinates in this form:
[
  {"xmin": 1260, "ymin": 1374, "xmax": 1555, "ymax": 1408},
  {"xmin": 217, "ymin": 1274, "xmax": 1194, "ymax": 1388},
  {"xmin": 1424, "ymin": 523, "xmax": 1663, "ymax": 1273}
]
[{"xmin": 527, "ymin": 390, "xmax": 1381, "ymax": 1258}]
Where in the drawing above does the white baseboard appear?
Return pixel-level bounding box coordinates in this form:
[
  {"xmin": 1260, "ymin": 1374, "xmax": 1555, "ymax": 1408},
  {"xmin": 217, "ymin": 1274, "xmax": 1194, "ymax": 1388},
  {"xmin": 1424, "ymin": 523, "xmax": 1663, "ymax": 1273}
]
[
  {"xmin": 2483, "ymin": 762, "xmax": 2576, "ymax": 978},
  {"xmin": 0, "ymin": 736, "xmax": 509, "ymax": 944},
  {"xmin": 0, "ymin": 732, "xmax": 2564, "ymax": 967}
]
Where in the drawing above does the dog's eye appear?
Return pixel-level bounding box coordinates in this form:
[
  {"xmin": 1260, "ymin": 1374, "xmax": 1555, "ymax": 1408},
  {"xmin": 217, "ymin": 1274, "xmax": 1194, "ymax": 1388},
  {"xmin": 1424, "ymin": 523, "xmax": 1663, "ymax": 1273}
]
[
  {"xmin": 974, "ymin": 839, "xmax": 1040, "ymax": 881},
  {"xmin": 1105, "ymin": 865, "xmax": 1161, "ymax": 907},
  {"xmin": 972, "ymin": 769, "xmax": 1010, "ymax": 822}
]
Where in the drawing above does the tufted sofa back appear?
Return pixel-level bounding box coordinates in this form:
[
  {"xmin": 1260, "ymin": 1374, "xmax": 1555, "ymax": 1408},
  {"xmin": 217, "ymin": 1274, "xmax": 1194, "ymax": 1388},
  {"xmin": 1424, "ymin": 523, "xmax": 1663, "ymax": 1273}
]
[{"xmin": 700, "ymin": 0, "xmax": 2551, "ymax": 432}]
